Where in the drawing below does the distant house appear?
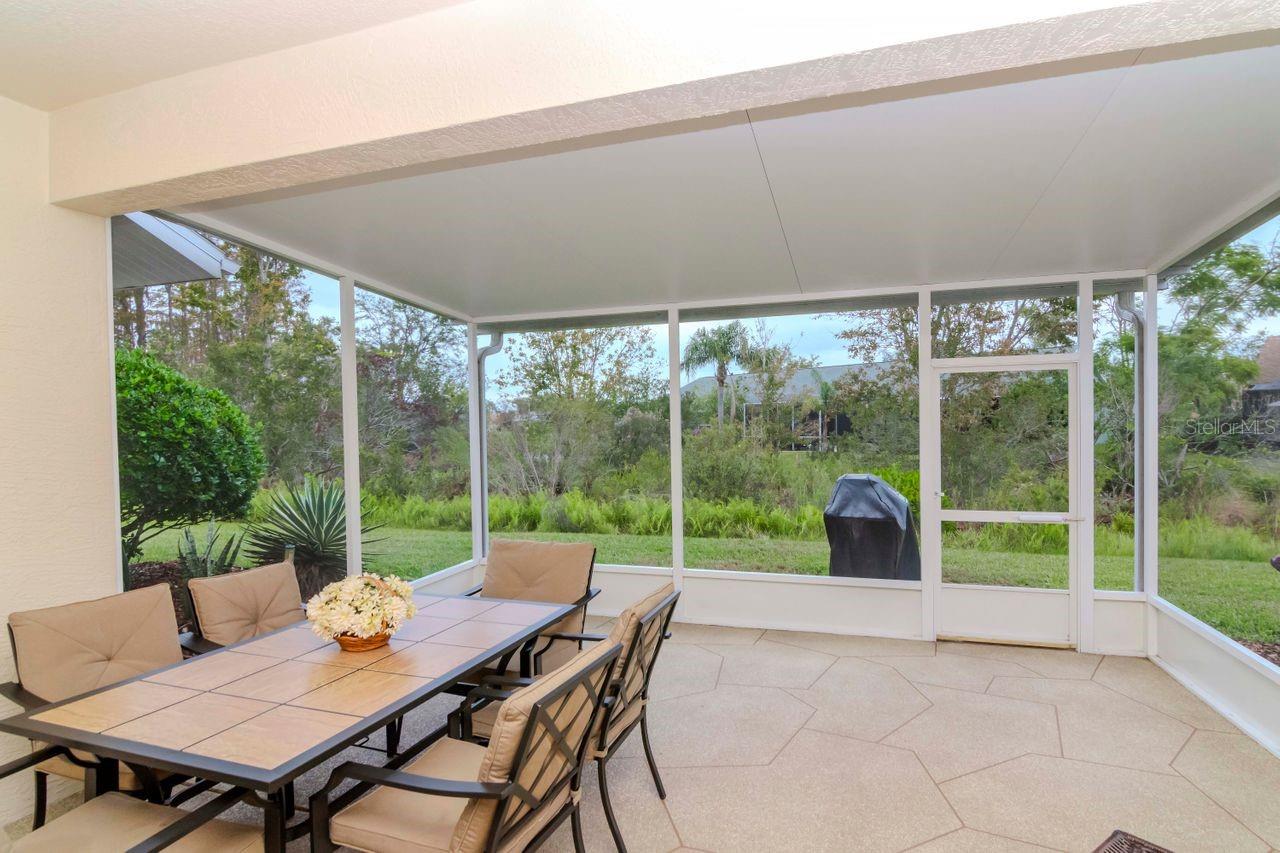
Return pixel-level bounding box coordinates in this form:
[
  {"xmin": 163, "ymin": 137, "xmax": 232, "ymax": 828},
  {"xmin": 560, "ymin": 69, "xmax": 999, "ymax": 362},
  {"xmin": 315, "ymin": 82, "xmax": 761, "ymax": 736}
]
[
  {"xmin": 680, "ymin": 362, "xmax": 899, "ymax": 447},
  {"xmin": 680, "ymin": 362, "xmax": 893, "ymax": 406},
  {"xmin": 1244, "ymin": 337, "xmax": 1280, "ymax": 420}
]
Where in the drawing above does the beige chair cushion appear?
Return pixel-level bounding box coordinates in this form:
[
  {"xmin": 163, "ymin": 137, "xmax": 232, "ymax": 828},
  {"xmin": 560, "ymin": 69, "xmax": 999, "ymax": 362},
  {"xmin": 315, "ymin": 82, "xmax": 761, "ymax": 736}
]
[
  {"xmin": 452, "ymin": 638, "xmax": 616, "ymax": 853},
  {"xmin": 9, "ymin": 584, "xmax": 181, "ymax": 703},
  {"xmin": 482, "ymin": 539, "xmax": 595, "ymax": 675},
  {"xmin": 482, "ymin": 538, "xmax": 593, "ymax": 630},
  {"xmin": 188, "ymin": 560, "xmax": 303, "ymax": 647},
  {"xmin": 331, "ymin": 736, "xmax": 487, "ymax": 853},
  {"xmin": 610, "ymin": 582, "xmax": 674, "ymax": 676},
  {"xmin": 12, "ymin": 792, "xmax": 262, "ymax": 852},
  {"xmin": 330, "ymin": 736, "xmax": 567, "ymax": 853},
  {"xmin": 606, "ymin": 582, "xmax": 674, "ymax": 712}
]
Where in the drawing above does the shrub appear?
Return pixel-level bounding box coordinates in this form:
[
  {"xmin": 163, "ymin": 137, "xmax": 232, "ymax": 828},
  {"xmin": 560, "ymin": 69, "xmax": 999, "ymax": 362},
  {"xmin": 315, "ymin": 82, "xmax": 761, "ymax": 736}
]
[
  {"xmin": 681, "ymin": 427, "xmax": 770, "ymax": 503},
  {"xmin": 489, "ymin": 493, "xmax": 545, "ymax": 531},
  {"xmin": 363, "ymin": 493, "xmax": 471, "ymax": 530},
  {"xmin": 540, "ymin": 490, "xmax": 615, "ymax": 534},
  {"xmin": 115, "ymin": 348, "xmax": 264, "ymax": 575}
]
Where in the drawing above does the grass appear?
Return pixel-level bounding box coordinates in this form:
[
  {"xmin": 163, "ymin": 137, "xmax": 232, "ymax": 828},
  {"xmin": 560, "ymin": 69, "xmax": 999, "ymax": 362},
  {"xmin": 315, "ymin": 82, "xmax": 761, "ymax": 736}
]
[{"xmin": 136, "ymin": 525, "xmax": 1280, "ymax": 643}]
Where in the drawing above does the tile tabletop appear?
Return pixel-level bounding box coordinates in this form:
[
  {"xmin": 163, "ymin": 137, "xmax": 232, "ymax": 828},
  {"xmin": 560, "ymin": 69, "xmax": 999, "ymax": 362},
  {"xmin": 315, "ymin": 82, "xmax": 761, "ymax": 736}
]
[{"xmin": 1, "ymin": 594, "xmax": 574, "ymax": 786}]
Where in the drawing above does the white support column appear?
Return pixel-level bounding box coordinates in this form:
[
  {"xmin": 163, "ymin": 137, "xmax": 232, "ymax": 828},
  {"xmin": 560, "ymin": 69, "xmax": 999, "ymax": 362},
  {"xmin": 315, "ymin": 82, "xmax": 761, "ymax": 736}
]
[
  {"xmin": 339, "ymin": 275, "xmax": 362, "ymax": 576},
  {"xmin": 105, "ymin": 216, "xmax": 125, "ymax": 591},
  {"xmin": 467, "ymin": 323, "xmax": 485, "ymax": 562},
  {"xmin": 917, "ymin": 290, "xmax": 938, "ymax": 641},
  {"xmin": 1078, "ymin": 278, "xmax": 1096, "ymax": 653},
  {"xmin": 668, "ymin": 308, "xmax": 685, "ymax": 593},
  {"xmin": 1142, "ymin": 273, "xmax": 1160, "ymax": 653}
]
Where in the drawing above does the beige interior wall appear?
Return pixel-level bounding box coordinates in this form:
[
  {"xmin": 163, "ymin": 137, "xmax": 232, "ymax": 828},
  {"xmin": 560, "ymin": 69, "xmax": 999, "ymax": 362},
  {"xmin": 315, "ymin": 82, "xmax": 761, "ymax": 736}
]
[{"xmin": 0, "ymin": 94, "xmax": 116, "ymax": 825}]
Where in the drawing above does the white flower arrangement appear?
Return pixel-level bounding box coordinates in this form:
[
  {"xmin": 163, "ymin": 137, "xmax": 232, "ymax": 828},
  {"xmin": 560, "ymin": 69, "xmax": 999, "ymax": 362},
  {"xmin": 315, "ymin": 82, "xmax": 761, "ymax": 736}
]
[{"xmin": 306, "ymin": 573, "xmax": 417, "ymax": 640}]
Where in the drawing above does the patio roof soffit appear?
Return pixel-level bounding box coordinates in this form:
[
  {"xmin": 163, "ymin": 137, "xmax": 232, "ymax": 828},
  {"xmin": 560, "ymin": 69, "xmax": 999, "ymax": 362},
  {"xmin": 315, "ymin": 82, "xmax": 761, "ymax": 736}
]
[{"xmin": 47, "ymin": 0, "xmax": 1280, "ymax": 217}]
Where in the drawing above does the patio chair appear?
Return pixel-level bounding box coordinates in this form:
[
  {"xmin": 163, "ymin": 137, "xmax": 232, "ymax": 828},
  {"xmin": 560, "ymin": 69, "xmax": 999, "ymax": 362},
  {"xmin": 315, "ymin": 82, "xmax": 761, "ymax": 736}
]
[
  {"xmin": 466, "ymin": 538, "xmax": 599, "ymax": 676},
  {"xmin": 308, "ymin": 637, "xmax": 622, "ymax": 853},
  {"xmin": 183, "ymin": 550, "xmax": 304, "ymax": 652},
  {"xmin": 0, "ymin": 745, "xmax": 260, "ymax": 852},
  {"xmin": 454, "ymin": 582, "xmax": 680, "ymax": 853},
  {"xmin": 1, "ymin": 584, "xmax": 188, "ymax": 828}
]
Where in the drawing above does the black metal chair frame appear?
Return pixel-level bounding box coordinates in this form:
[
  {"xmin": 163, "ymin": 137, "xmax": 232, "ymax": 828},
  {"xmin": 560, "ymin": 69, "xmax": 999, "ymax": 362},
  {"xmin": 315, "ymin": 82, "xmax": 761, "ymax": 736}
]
[
  {"xmin": 0, "ymin": 744, "xmax": 252, "ymax": 852},
  {"xmin": 309, "ymin": 642, "xmax": 621, "ymax": 853},
  {"xmin": 452, "ymin": 589, "xmax": 680, "ymax": 853}
]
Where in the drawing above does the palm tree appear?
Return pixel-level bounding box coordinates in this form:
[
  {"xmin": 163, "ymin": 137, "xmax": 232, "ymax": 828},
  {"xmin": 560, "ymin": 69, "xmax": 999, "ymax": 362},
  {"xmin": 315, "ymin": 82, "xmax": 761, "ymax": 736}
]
[
  {"xmin": 812, "ymin": 369, "xmax": 836, "ymax": 451},
  {"xmin": 681, "ymin": 321, "xmax": 746, "ymax": 426}
]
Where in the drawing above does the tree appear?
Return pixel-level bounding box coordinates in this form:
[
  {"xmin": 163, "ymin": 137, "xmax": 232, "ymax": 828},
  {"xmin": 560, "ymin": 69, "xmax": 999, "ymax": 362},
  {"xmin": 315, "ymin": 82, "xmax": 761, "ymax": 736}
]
[
  {"xmin": 812, "ymin": 369, "xmax": 836, "ymax": 451},
  {"xmin": 115, "ymin": 348, "xmax": 265, "ymax": 575},
  {"xmin": 738, "ymin": 320, "xmax": 807, "ymax": 447},
  {"xmin": 501, "ymin": 326, "xmax": 662, "ymax": 409},
  {"xmin": 356, "ymin": 291, "xmax": 468, "ymax": 499},
  {"xmin": 1154, "ymin": 242, "xmax": 1280, "ymax": 509},
  {"xmin": 113, "ymin": 243, "xmax": 345, "ymax": 485},
  {"xmin": 681, "ymin": 321, "xmax": 746, "ymax": 425}
]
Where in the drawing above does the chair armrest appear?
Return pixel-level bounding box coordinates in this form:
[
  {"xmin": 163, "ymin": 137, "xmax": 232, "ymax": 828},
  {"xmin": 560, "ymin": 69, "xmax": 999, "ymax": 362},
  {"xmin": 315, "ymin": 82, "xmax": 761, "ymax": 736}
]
[
  {"xmin": 0, "ymin": 681, "xmax": 46, "ymax": 712},
  {"xmin": 450, "ymin": 674, "xmax": 538, "ymax": 740},
  {"xmin": 0, "ymin": 745, "xmax": 68, "ymax": 781},
  {"xmin": 178, "ymin": 633, "xmax": 221, "ymax": 656},
  {"xmin": 478, "ymin": 674, "xmax": 537, "ymax": 691},
  {"xmin": 539, "ymin": 632, "xmax": 608, "ymax": 644},
  {"xmin": 0, "ymin": 731, "xmax": 107, "ymax": 774},
  {"xmin": 461, "ymin": 583, "xmax": 484, "ymax": 597},
  {"xmin": 532, "ymin": 627, "xmax": 608, "ymax": 669},
  {"xmin": 329, "ymin": 761, "xmax": 511, "ymax": 799},
  {"xmin": 127, "ymin": 785, "xmax": 249, "ymax": 853}
]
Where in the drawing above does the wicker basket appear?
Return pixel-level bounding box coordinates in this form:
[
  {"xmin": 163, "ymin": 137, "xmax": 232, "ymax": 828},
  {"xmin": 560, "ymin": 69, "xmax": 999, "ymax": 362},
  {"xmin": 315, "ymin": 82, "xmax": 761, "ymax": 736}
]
[{"xmin": 335, "ymin": 631, "xmax": 391, "ymax": 652}]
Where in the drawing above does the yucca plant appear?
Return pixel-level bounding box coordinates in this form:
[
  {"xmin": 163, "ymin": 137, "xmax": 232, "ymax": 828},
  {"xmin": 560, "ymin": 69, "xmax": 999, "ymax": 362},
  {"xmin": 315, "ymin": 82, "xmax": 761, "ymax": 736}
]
[
  {"xmin": 243, "ymin": 478, "xmax": 382, "ymax": 599},
  {"xmin": 177, "ymin": 522, "xmax": 242, "ymax": 580}
]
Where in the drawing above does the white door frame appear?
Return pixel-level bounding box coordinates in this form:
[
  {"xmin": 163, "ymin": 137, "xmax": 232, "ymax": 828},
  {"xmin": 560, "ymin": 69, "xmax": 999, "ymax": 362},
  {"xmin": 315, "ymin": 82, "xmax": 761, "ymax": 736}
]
[{"xmin": 928, "ymin": 355, "xmax": 1082, "ymax": 647}]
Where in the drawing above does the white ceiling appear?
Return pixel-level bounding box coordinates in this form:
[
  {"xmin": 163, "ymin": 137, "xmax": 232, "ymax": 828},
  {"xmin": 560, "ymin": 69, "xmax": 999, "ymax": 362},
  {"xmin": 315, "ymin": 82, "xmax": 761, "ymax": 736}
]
[
  {"xmin": 176, "ymin": 41, "xmax": 1280, "ymax": 321},
  {"xmin": 0, "ymin": 0, "xmax": 466, "ymax": 110}
]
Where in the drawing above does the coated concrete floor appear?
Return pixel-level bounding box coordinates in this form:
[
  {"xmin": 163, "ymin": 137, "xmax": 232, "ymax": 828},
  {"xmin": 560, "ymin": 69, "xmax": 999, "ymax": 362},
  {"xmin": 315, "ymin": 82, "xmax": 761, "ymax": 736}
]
[{"xmin": 9, "ymin": 620, "xmax": 1280, "ymax": 852}]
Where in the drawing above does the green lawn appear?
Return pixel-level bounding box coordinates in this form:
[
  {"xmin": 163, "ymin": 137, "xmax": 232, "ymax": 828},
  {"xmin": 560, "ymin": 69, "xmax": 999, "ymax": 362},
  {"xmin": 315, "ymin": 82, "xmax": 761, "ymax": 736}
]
[{"xmin": 138, "ymin": 526, "xmax": 1280, "ymax": 643}]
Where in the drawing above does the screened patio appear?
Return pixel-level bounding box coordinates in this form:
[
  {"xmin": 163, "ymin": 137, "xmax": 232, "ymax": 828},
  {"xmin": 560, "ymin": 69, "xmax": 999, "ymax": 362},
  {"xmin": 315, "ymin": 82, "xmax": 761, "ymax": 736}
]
[
  {"xmin": 148, "ymin": 28, "xmax": 1280, "ymax": 723},
  {"xmin": 4, "ymin": 3, "xmax": 1280, "ymax": 851}
]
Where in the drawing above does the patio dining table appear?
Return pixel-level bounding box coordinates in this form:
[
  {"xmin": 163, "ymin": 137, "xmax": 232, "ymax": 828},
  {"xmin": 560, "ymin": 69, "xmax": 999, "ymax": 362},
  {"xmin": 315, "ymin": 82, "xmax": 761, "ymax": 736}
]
[{"xmin": 0, "ymin": 590, "xmax": 575, "ymax": 852}]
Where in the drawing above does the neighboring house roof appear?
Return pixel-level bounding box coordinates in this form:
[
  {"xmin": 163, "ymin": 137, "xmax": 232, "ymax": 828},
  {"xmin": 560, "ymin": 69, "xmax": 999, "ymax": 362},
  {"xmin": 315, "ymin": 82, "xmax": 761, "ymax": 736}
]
[
  {"xmin": 1256, "ymin": 336, "xmax": 1280, "ymax": 385},
  {"xmin": 680, "ymin": 362, "xmax": 895, "ymax": 405},
  {"xmin": 110, "ymin": 212, "xmax": 239, "ymax": 291}
]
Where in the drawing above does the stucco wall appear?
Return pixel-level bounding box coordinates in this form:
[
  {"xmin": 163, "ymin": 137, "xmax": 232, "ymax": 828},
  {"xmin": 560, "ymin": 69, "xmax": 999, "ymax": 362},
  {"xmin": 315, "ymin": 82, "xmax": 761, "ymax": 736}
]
[{"xmin": 0, "ymin": 94, "xmax": 116, "ymax": 825}]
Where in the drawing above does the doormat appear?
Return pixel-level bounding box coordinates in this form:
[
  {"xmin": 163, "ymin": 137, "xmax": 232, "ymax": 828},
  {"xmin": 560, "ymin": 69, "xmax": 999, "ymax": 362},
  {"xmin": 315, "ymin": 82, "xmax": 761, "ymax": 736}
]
[{"xmin": 1092, "ymin": 830, "xmax": 1174, "ymax": 853}]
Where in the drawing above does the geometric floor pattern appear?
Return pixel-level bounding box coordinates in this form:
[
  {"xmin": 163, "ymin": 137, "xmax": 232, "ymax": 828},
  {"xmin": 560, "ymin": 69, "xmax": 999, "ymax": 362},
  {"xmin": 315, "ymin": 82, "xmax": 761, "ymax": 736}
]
[
  {"xmin": 8, "ymin": 620, "xmax": 1279, "ymax": 852},
  {"xmin": 543, "ymin": 619, "xmax": 1280, "ymax": 853}
]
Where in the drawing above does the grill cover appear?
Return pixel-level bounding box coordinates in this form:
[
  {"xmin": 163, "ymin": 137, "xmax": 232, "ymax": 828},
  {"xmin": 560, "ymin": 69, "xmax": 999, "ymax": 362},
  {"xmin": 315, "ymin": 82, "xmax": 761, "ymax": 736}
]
[{"xmin": 823, "ymin": 474, "xmax": 921, "ymax": 580}]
